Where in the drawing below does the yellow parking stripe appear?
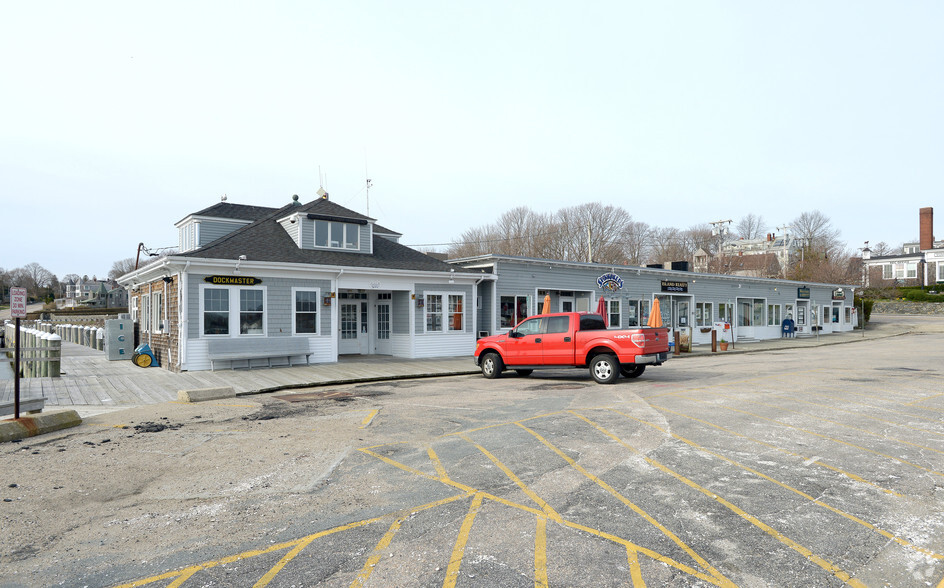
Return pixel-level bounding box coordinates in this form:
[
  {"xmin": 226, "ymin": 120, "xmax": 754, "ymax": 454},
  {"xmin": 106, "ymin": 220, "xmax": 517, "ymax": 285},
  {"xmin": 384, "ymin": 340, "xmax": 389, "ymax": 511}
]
[
  {"xmin": 776, "ymin": 394, "xmax": 944, "ymax": 437},
  {"xmin": 906, "ymin": 392, "xmax": 944, "ymax": 406},
  {"xmin": 608, "ymin": 408, "xmax": 944, "ymax": 562},
  {"xmin": 626, "ymin": 547, "xmax": 645, "ymax": 588},
  {"xmin": 534, "ymin": 516, "xmax": 549, "ymax": 588},
  {"xmin": 360, "ymin": 409, "xmax": 379, "ymax": 428},
  {"xmin": 515, "ymin": 422, "xmax": 735, "ymax": 588},
  {"xmin": 350, "ymin": 516, "xmax": 407, "ymax": 588},
  {"xmin": 459, "ymin": 433, "xmax": 563, "ymax": 523},
  {"xmin": 443, "ymin": 492, "xmax": 485, "ymax": 588},
  {"xmin": 651, "ymin": 403, "xmax": 902, "ymax": 497},
  {"xmin": 572, "ymin": 411, "xmax": 867, "ymax": 586}
]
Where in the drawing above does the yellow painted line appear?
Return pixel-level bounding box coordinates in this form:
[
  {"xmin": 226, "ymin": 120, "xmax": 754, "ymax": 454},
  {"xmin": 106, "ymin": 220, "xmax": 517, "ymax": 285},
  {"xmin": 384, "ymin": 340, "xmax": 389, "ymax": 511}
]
[
  {"xmin": 428, "ymin": 447, "xmax": 450, "ymax": 480},
  {"xmin": 515, "ymin": 422, "xmax": 735, "ymax": 587},
  {"xmin": 906, "ymin": 392, "xmax": 944, "ymax": 406},
  {"xmin": 441, "ymin": 411, "xmax": 566, "ymax": 437},
  {"xmin": 86, "ymin": 423, "xmax": 130, "ymax": 429},
  {"xmin": 359, "ymin": 448, "xmax": 476, "ymax": 494},
  {"xmin": 626, "ymin": 547, "xmax": 645, "ymax": 588},
  {"xmin": 360, "ymin": 409, "xmax": 379, "ymax": 429},
  {"xmin": 443, "ymin": 492, "xmax": 485, "ymax": 588},
  {"xmin": 573, "ymin": 411, "xmax": 868, "ymax": 586},
  {"xmin": 607, "ymin": 408, "xmax": 944, "ymax": 562},
  {"xmin": 167, "ymin": 401, "xmax": 257, "ymax": 407},
  {"xmin": 651, "ymin": 403, "xmax": 902, "ymax": 497},
  {"xmin": 349, "ymin": 516, "xmax": 407, "ymax": 588},
  {"xmin": 535, "ymin": 516, "xmax": 549, "ymax": 588},
  {"xmin": 561, "ymin": 519, "xmax": 724, "ymax": 586},
  {"xmin": 459, "ymin": 433, "xmax": 563, "ymax": 523},
  {"xmin": 707, "ymin": 403, "xmax": 944, "ymax": 479},
  {"xmin": 117, "ymin": 494, "xmax": 469, "ymax": 588}
]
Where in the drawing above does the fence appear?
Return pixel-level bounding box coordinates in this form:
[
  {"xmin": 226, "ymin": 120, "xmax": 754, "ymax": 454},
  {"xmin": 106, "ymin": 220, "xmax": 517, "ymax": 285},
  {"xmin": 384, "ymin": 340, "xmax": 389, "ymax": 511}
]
[{"xmin": 2, "ymin": 320, "xmax": 107, "ymax": 378}]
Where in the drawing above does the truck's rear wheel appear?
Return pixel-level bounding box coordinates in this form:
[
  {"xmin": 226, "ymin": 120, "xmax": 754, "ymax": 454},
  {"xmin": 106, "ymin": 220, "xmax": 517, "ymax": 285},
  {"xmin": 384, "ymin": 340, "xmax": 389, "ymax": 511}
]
[
  {"xmin": 620, "ymin": 365, "xmax": 646, "ymax": 378},
  {"xmin": 481, "ymin": 353, "xmax": 504, "ymax": 379},
  {"xmin": 590, "ymin": 354, "xmax": 619, "ymax": 384}
]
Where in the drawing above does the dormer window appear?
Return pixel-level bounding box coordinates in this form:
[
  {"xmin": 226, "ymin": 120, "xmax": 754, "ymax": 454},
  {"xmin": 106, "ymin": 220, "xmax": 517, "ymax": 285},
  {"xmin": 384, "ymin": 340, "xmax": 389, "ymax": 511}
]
[{"xmin": 308, "ymin": 214, "xmax": 367, "ymax": 251}]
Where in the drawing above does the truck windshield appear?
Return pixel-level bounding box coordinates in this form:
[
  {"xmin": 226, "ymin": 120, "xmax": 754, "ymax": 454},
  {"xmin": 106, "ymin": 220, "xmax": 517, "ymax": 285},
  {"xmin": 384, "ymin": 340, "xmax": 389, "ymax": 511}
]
[{"xmin": 579, "ymin": 315, "xmax": 607, "ymax": 331}]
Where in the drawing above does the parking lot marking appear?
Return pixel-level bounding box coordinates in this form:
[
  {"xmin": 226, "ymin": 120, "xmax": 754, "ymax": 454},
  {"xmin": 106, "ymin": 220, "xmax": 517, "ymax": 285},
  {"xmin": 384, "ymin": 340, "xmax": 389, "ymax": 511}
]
[
  {"xmin": 350, "ymin": 515, "xmax": 408, "ymax": 588},
  {"xmin": 572, "ymin": 410, "xmax": 870, "ymax": 587},
  {"xmin": 515, "ymin": 422, "xmax": 735, "ymax": 588},
  {"xmin": 651, "ymin": 403, "xmax": 901, "ymax": 497},
  {"xmin": 626, "ymin": 547, "xmax": 645, "ymax": 588},
  {"xmin": 534, "ymin": 516, "xmax": 549, "ymax": 588},
  {"xmin": 609, "ymin": 408, "xmax": 944, "ymax": 563},
  {"xmin": 360, "ymin": 409, "xmax": 379, "ymax": 428},
  {"xmin": 906, "ymin": 392, "xmax": 944, "ymax": 406},
  {"xmin": 459, "ymin": 433, "xmax": 563, "ymax": 523},
  {"xmin": 444, "ymin": 492, "xmax": 485, "ymax": 588},
  {"xmin": 789, "ymin": 388, "xmax": 944, "ymax": 427}
]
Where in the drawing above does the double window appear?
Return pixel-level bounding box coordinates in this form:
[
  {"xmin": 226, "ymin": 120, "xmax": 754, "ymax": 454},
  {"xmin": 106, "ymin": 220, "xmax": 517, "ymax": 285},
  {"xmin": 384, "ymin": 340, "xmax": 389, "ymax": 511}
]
[
  {"xmin": 767, "ymin": 304, "xmax": 781, "ymax": 326},
  {"xmin": 500, "ymin": 295, "xmax": 529, "ymax": 329},
  {"xmin": 202, "ymin": 286, "xmax": 266, "ymax": 336},
  {"xmin": 425, "ymin": 293, "xmax": 464, "ymax": 333},
  {"xmin": 695, "ymin": 302, "xmax": 713, "ymax": 327},
  {"xmin": 313, "ymin": 220, "xmax": 360, "ymax": 250}
]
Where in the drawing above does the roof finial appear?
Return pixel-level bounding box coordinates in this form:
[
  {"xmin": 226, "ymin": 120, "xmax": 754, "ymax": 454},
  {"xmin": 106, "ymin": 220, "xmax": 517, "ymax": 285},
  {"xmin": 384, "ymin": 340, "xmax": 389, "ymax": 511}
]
[{"xmin": 291, "ymin": 194, "xmax": 301, "ymax": 206}]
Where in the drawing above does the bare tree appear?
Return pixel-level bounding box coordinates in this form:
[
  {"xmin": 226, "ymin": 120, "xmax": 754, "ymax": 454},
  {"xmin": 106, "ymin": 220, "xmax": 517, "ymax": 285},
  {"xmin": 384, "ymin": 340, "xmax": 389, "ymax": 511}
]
[
  {"xmin": 619, "ymin": 220, "xmax": 652, "ymax": 266},
  {"xmin": 108, "ymin": 257, "xmax": 137, "ymax": 280},
  {"xmin": 735, "ymin": 214, "xmax": 767, "ymax": 240},
  {"xmin": 870, "ymin": 241, "xmax": 898, "ymax": 256},
  {"xmin": 790, "ymin": 210, "xmax": 843, "ymax": 257}
]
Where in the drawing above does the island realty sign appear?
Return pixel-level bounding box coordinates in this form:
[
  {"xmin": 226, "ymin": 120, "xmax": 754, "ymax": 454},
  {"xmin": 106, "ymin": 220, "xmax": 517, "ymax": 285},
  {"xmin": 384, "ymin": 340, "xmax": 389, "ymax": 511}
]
[{"xmin": 597, "ymin": 272, "xmax": 624, "ymax": 291}]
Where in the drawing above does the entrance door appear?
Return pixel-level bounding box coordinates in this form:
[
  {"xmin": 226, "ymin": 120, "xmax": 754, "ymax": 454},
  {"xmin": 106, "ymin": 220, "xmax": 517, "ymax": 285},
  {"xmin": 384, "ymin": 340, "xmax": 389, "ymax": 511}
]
[
  {"xmin": 795, "ymin": 300, "xmax": 810, "ymax": 334},
  {"xmin": 736, "ymin": 298, "xmax": 755, "ymax": 339},
  {"xmin": 373, "ymin": 293, "xmax": 392, "ymax": 355},
  {"xmin": 560, "ymin": 296, "xmax": 574, "ymax": 313},
  {"xmin": 339, "ymin": 301, "xmax": 368, "ymax": 354}
]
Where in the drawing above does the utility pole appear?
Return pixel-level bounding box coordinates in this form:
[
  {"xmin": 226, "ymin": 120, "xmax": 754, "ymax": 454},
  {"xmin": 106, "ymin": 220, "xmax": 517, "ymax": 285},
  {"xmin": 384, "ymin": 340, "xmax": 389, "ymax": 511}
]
[
  {"xmin": 587, "ymin": 221, "xmax": 593, "ymax": 263},
  {"xmin": 709, "ymin": 219, "xmax": 732, "ymax": 273}
]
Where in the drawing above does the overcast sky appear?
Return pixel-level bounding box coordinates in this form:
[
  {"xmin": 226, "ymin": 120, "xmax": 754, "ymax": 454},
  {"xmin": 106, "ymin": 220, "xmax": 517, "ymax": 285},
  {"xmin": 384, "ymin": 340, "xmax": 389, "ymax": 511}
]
[{"xmin": 2, "ymin": 1, "xmax": 942, "ymax": 279}]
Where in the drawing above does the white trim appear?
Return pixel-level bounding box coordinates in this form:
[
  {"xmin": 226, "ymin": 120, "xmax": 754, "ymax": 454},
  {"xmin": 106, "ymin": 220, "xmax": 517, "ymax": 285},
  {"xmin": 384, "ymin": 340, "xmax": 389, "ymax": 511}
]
[
  {"xmin": 422, "ymin": 291, "xmax": 466, "ymax": 334},
  {"xmin": 292, "ymin": 287, "xmax": 322, "ymax": 336},
  {"xmin": 198, "ymin": 283, "xmax": 268, "ymax": 338}
]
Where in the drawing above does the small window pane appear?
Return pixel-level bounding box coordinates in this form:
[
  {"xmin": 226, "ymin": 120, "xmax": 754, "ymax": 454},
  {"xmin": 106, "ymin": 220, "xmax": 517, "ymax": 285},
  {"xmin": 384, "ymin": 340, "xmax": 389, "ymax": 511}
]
[
  {"xmin": 330, "ymin": 222, "xmax": 343, "ymax": 247},
  {"xmin": 204, "ymin": 288, "xmax": 229, "ymax": 335},
  {"xmin": 315, "ymin": 220, "xmax": 329, "ymax": 247},
  {"xmin": 345, "ymin": 224, "xmax": 359, "ymax": 249},
  {"xmin": 295, "ymin": 290, "xmax": 318, "ymax": 334},
  {"xmin": 240, "ymin": 290, "xmax": 264, "ymax": 334}
]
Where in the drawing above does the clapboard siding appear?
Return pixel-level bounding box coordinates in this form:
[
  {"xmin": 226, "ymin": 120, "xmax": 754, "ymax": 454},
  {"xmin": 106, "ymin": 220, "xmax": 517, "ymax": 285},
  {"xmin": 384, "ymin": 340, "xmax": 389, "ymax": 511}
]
[
  {"xmin": 199, "ymin": 219, "xmax": 248, "ymax": 246},
  {"xmin": 413, "ymin": 333, "xmax": 474, "ymax": 358}
]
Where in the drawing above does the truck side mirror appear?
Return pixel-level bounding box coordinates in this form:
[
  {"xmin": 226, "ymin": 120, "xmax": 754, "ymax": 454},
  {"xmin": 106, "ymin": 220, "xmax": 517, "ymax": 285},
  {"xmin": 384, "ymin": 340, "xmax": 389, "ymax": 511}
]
[{"xmin": 509, "ymin": 331, "xmax": 521, "ymax": 339}]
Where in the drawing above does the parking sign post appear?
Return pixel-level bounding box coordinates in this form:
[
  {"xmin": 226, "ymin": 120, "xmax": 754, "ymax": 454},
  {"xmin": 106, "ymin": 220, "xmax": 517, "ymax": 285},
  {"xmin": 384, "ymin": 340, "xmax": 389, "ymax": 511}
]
[{"xmin": 10, "ymin": 287, "xmax": 27, "ymax": 419}]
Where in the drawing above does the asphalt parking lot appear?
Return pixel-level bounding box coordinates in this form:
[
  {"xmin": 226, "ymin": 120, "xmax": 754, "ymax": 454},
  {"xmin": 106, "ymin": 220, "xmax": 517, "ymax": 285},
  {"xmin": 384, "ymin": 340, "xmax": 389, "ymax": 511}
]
[{"xmin": 2, "ymin": 319, "xmax": 943, "ymax": 587}]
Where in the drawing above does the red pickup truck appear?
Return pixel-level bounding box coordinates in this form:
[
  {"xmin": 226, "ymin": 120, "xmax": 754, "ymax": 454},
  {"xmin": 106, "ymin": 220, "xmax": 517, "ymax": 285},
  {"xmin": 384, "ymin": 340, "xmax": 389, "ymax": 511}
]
[{"xmin": 474, "ymin": 312, "xmax": 670, "ymax": 384}]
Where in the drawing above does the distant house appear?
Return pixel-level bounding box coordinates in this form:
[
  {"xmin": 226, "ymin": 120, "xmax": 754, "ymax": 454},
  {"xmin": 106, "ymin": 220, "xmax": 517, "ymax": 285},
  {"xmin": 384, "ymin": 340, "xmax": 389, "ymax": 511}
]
[
  {"xmin": 693, "ymin": 234, "xmax": 802, "ymax": 279},
  {"xmin": 862, "ymin": 207, "xmax": 943, "ymax": 287}
]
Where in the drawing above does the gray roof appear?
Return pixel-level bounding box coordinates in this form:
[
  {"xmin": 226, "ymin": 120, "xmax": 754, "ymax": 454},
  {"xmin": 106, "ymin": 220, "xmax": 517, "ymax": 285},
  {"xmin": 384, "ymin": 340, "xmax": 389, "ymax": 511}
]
[
  {"xmin": 178, "ymin": 198, "xmax": 455, "ymax": 272},
  {"xmin": 177, "ymin": 202, "xmax": 279, "ymax": 224}
]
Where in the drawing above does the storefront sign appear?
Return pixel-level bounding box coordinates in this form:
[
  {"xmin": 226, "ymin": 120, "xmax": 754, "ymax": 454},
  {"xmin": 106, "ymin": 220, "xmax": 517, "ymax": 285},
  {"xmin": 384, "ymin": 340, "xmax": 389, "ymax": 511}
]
[
  {"xmin": 832, "ymin": 288, "xmax": 845, "ymax": 300},
  {"xmin": 797, "ymin": 287, "xmax": 811, "ymax": 299},
  {"xmin": 204, "ymin": 275, "xmax": 263, "ymax": 286},
  {"xmin": 597, "ymin": 272, "xmax": 624, "ymax": 291},
  {"xmin": 661, "ymin": 280, "xmax": 688, "ymax": 293}
]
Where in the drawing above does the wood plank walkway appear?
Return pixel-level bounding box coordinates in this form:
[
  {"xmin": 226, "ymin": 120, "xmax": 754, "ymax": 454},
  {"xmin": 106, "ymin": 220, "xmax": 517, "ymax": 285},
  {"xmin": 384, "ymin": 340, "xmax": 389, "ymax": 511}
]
[{"xmin": 0, "ymin": 341, "xmax": 476, "ymax": 408}]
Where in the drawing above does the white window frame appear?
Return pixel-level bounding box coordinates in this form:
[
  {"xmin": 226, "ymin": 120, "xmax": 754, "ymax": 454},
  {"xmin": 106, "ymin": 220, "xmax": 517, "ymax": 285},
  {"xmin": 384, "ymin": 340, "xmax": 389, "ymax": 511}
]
[
  {"xmin": 424, "ymin": 291, "xmax": 465, "ymax": 333},
  {"xmin": 199, "ymin": 284, "xmax": 267, "ymax": 338},
  {"xmin": 131, "ymin": 296, "xmax": 139, "ymax": 322},
  {"xmin": 313, "ymin": 220, "xmax": 361, "ymax": 251},
  {"xmin": 695, "ymin": 301, "xmax": 713, "ymax": 327},
  {"xmin": 141, "ymin": 294, "xmax": 151, "ymax": 333},
  {"xmin": 605, "ymin": 298, "xmax": 621, "ymax": 328},
  {"xmin": 882, "ymin": 264, "xmax": 892, "ymax": 280},
  {"xmin": 906, "ymin": 262, "xmax": 918, "ymax": 279},
  {"xmin": 151, "ymin": 291, "xmax": 164, "ymax": 333},
  {"xmin": 767, "ymin": 304, "xmax": 781, "ymax": 326},
  {"xmin": 292, "ymin": 287, "xmax": 321, "ymax": 336},
  {"xmin": 937, "ymin": 263, "xmax": 944, "ymax": 282}
]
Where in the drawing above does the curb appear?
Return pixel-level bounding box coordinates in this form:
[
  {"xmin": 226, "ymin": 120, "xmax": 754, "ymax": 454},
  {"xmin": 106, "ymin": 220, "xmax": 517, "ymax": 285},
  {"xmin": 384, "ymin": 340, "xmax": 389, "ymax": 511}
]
[{"xmin": 0, "ymin": 409, "xmax": 83, "ymax": 442}]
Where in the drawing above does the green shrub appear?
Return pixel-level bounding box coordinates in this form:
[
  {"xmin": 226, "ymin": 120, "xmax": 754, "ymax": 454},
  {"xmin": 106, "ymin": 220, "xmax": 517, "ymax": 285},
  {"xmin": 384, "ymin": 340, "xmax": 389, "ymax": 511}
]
[{"xmin": 853, "ymin": 295, "xmax": 874, "ymax": 325}]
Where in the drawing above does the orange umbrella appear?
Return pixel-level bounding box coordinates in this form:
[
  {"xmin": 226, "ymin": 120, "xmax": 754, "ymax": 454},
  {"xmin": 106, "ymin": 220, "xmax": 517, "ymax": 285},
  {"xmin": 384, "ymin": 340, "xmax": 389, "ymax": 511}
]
[
  {"xmin": 647, "ymin": 298, "xmax": 663, "ymax": 328},
  {"xmin": 542, "ymin": 294, "xmax": 551, "ymax": 315},
  {"xmin": 596, "ymin": 296, "xmax": 608, "ymax": 327}
]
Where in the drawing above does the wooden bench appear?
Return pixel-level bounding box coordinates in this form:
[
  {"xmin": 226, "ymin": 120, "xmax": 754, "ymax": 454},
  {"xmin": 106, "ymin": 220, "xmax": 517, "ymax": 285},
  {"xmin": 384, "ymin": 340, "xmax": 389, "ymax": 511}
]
[
  {"xmin": 0, "ymin": 397, "xmax": 47, "ymax": 417},
  {"xmin": 206, "ymin": 338, "xmax": 312, "ymax": 371}
]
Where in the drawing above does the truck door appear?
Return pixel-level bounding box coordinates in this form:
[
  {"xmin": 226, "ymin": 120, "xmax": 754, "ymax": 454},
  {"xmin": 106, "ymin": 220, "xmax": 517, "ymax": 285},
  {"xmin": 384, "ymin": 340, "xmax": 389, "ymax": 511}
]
[
  {"xmin": 542, "ymin": 315, "xmax": 573, "ymax": 365},
  {"xmin": 503, "ymin": 316, "xmax": 544, "ymax": 365}
]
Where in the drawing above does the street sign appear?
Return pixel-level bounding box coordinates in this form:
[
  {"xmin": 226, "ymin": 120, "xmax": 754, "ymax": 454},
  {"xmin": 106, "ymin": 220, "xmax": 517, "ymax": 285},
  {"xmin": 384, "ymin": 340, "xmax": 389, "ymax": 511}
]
[{"xmin": 11, "ymin": 287, "xmax": 27, "ymax": 318}]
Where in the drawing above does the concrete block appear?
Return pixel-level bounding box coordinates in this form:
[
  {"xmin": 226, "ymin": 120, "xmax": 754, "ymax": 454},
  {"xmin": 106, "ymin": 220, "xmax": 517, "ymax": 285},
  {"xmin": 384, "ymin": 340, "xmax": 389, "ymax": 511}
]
[
  {"xmin": 0, "ymin": 410, "xmax": 82, "ymax": 442},
  {"xmin": 177, "ymin": 387, "xmax": 236, "ymax": 403}
]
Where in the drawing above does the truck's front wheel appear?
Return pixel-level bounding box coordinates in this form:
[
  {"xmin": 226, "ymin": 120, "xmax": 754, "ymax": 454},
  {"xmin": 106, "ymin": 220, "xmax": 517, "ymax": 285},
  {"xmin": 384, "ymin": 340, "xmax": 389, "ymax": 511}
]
[
  {"xmin": 590, "ymin": 354, "xmax": 619, "ymax": 384},
  {"xmin": 481, "ymin": 352, "xmax": 504, "ymax": 379}
]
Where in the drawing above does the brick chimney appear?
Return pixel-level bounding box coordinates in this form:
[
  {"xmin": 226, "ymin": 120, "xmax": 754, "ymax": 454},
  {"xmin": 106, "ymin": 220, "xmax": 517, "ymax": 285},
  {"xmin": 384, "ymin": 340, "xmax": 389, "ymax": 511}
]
[{"xmin": 920, "ymin": 207, "xmax": 934, "ymax": 251}]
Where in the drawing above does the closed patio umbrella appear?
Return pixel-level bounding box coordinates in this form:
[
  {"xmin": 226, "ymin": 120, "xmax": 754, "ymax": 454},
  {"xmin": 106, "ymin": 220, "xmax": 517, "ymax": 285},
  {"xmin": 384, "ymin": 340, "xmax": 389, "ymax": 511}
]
[
  {"xmin": 542, "ymin": 294, "xmax": 551, "ymax": 315},
  {"xmin": 596, "ymin": 296, "xmax": 608, "ymax": 327},
  {"xmin": 647, "ymin": 298, "xmax": 663, "ymax": 328}
]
